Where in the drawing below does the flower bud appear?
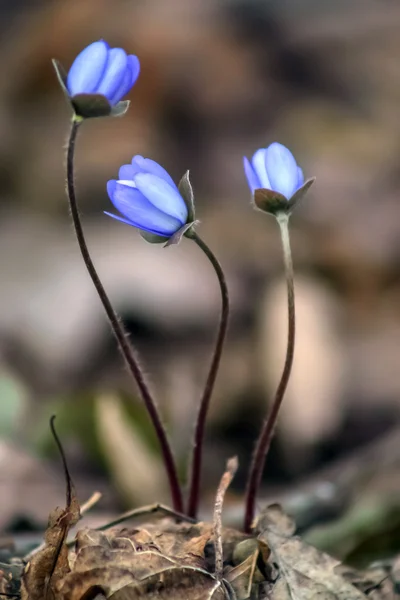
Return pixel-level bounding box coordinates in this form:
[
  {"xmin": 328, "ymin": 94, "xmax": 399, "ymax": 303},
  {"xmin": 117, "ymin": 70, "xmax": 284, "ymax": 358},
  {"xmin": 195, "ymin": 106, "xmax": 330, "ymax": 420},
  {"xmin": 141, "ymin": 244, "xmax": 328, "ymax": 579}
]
[
  {"xmin": 243, "ymin": 142, "xmax": 315, "ymax": 216},
  {"xmin": 105, "ymin": 156, "xmax": 196, "ymax": 245},
  {"xmin": 53, "ymin": 40, "xmax": 140, "ymax": 119}
]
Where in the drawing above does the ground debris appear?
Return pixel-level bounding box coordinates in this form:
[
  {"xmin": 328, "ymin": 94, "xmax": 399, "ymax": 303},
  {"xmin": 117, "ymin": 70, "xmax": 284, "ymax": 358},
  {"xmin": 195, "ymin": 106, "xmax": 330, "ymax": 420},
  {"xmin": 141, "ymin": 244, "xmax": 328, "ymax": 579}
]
[
  {"xmin": 2, "ymin": 507, "xmax": 400, "ymax": 600},
  {"xmin": 54, "ymin": 521, "xmax": 247, "ymax": 600}
]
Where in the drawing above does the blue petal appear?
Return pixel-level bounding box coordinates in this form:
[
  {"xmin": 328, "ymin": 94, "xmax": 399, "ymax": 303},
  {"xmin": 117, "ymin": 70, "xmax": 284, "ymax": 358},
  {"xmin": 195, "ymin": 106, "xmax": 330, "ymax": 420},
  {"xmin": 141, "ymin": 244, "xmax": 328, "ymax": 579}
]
[
  {"xmin": 67, "ymin": 40, "xmax": 109, "ymax": 96},
  {"xmin": 109, "ymin": 55, "xmax": 140, "ymax": 105},
  {"xmin": 104, "ymin": 211, "xmax": 137, "ymax": 227},
  {"xmin": 96, "ymin": 48, "xmax": 128, "ymax": 103},
  {"xmin": 104, "ymin": 212, "xmax": 168, "ymax": 236},
  {"xmin": 134, "ymin": 173, "xmax": 188, "ymax": 223},
  {"xmin": 251, "ymin": 149, "xmax": 271, "ymax": 189},
  {"xmin": 243, "ymin": 156, "xmax": 261, "ymax": 193},
  {"xmin": 118, "ymin": 164, "xmax": 137, "ymax": 180},
  {"xmin": 297, "ymin": 166, "xmax": 304, "ymax": 189},
  {"xmin": 132, "ymin": 156, "xmax": 177, "ymax": 188},
  {"xmin": 118, "ymin": 157, "xmax": 177, "ymax": 187},
  {"xmin": 265, "ymin": 142, "xmax": 298, "ymax": 198},
  {"xmin": 107, "ymin": 180, "xmax": 183, "ymax": 235}
]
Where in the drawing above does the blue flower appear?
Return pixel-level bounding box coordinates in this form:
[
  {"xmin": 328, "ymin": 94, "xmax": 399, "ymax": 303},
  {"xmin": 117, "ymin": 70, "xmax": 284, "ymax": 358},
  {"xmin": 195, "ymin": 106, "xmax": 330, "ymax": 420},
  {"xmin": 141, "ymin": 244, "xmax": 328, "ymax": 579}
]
[
  {"xmin": 105, "ymin": 156, "xmax": 189, "ymax": 237},
  {"xmin": 67, "ymin": 40, "xmax": 140, "ymax": 105},
  {"xmin": 243, "ymin": 142, "xmax": 304, "ymax": 199}
]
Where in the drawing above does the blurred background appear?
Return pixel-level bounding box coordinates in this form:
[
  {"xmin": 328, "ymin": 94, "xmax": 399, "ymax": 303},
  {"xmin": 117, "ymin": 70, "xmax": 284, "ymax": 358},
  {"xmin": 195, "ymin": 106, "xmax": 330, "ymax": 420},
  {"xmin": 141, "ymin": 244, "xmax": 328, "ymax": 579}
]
[{"xmin": 1, "ymin": 0, "xmax": 400, "ymax": 564}]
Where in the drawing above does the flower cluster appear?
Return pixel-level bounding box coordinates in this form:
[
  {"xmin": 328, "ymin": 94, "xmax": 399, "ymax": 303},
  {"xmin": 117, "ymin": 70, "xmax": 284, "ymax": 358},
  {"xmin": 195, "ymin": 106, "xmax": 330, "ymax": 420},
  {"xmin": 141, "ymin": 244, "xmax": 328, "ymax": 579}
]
[
  {"xmin": 58, "ymin": 40, "xmax": 312, "ymax": 233},
  {"xmin": 55, "ymin": 40, "xmax": 316, "ymax": 533}
]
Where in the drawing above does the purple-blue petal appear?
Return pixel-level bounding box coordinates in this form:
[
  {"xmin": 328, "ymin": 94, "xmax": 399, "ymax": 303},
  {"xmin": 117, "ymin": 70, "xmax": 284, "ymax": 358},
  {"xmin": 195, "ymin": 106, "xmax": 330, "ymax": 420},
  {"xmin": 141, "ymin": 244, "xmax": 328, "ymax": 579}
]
[
  {"xmin": 67, "ymin": 40, "xmax": 109, "ymax": 96},
  {"xmin": 104, "ymin": 211, "xmax": 137, "ymax": 227},
  {"xmin": 96, "ymin": 48, "xmax": 127, "ymax": 103},
  {"xmin": 108, "ymin": 181, "xmax": 183, "ymax": 235},
  {"xmin": 265, "ymin": 142, "xmax": 298, "ymax": 198},
  {"xmin": 104, "ymin": 211, "xmax": 168, "ymax": 236},
  {"xmin": 132, "ymin": 156, "xmax": 177, "ymax": 188},
  {"xmin": 134, "ymin": 173, "xmax": 188, "ymax": 223},
  {"xmin": 118, "ymin": 164, "xmax": 138, "ymax": 180},
  {"xmin": 109, "ymin": 55, "xmax": 140, "ymax": 105},
  {"xmin": 251, "ymin": 149, "xmax": 271, "ymax": 189},
  {"xmin": 243, "ymin": 156, "xmax": 261, "ymax": 193},
  {"xmin": 297, "ymin": 166, "xmax": 304, "ymax": 188},
  {"xmin": 118, "ymin": 157, "xmax": 177, "ymax": 184},
  {"xmin": 107, "ymin": 179, "xmax": 117, "ymax": 199}
]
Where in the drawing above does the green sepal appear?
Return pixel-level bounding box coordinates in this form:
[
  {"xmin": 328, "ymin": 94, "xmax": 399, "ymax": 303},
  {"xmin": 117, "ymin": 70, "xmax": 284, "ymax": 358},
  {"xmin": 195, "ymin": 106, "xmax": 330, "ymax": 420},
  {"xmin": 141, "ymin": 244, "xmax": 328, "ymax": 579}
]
[
  {"xmin": 139, "ymin": 221, "xmax": 197, "ymax": 247},
  {"xmin": 253, "ymin": 177, "xmax": 316, "ymax": 217},
  {"xmin": 287, "ymin": 177, "xmax": 316, "ymax": 212},
  {"xmin": 253, "ymin": 188, "xmax": 288, "ymax": 216},
  {"xmin": 164, "ymin": 221, "xmax": 198, "ymax": 247},
  {"xmin": 110, "ymin": 100, "xmax": 130, "ymax": 117},
  {"xmin": 52, "ymin": 59, "xmax": 69, "ymax": 100},
  {"xmin": 52, "ymin": 58, "xmax": 130, "ymax": 120},
  {"xmin": 139, "ymin": 231, "xmax": 169, "ymax": 244},
  {"xmin": 178, "ymin": 170, "xmax": 195, "ymax": 222}
]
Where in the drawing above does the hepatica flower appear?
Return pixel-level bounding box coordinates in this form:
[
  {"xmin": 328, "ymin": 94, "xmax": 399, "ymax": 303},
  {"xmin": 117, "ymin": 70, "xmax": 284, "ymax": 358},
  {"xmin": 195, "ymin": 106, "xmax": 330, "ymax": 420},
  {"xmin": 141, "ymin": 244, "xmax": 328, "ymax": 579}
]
[
  {"xmin": 67, "ymin": 40, "xmax": 139, "ymax": 104},
  {"xmin": 53, "ymin": 40, "xmax": 140, "ymax": 118},
  {"xmin": 244, "ymin": 142, "xmax": 314, "ymax": 216},
  {"xmin": 106, "ymin": 156, "xmax": 194, "ymax": 243}
]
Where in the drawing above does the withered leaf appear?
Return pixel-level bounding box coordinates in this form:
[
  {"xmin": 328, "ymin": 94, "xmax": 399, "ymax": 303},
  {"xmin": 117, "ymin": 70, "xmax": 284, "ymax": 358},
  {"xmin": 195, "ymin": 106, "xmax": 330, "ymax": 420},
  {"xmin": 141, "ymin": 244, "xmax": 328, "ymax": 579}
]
[
  {"xmin": 226, "ymin": 538, "xmax": 271, "ymax": 600},
  {"xmin": 256, "ymin": 504, "xmax": 296, "ymax": 538},
  {"xmin": 109, "ymin": 567, "xmax": 229, "ymax": 600},
  {"xmin": 226, "ymin": 548, "xmax": 258, "ymax": 599},
  {"xmin": 257, "ymin": 505, "xmax": 367, "ymax": 599},
  {"xmin": 337, "ymin": 562, "xmax": 397, "ymax": 600},
  {"xmin": 56, "ymin": 525, "xmax": 232, "ymax": 600},
  {"xmin": 21, "ymin": 417, "xmax": 80, "ymax": 600},
  {"xmin": 0, "ymin": 559, "xmax": 24, "ymax": 599},
  {"xmin": 21, "ymin": 492, "xmax": 80, "ymax": 600}
]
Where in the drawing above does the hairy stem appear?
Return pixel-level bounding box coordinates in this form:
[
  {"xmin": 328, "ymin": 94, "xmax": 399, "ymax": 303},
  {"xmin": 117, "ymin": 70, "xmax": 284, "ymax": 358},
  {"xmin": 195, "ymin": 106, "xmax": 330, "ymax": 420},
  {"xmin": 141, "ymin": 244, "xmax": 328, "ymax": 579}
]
[
  {"xmin": 243, "ymin": 213, "xmax": 295, "ymax": 532},
  {"xmin": 66, "ymin": 119, "xmax": 183, "ymax": 512},
  {"xmin": 187, "ymin": 231, "xmax": 230, "ymax": 518}
]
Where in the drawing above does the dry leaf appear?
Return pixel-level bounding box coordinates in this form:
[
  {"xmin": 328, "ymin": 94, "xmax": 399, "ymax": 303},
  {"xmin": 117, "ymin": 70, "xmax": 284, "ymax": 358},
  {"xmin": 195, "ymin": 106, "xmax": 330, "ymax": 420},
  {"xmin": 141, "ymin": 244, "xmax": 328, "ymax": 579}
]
[
  {"xmin": 55, "ymin": 522, "xmax": 234, "ymax": 600},
  {"xmin": 226, "ymin": 548, "xmax": 259, "ymax": 599},
  {"xmin": 21, "ymin": 492, "xmax": 80, "ymax": 600},
  {"xmin": 337, "ymin": 561, "xmax": 398, "ymax": 600},
  {"xmin": 257, "ymin": 505, "xmax": 368, "ymax": 599},
  {"xmin": 225, "ymin": 538, "xmax": 271, "ymax": 600},
  {"xmin": 109, "ymin": 568, "xmax": 229, "ymax": 600},
  {"xmin": 21, "ymin": 418, "xmax": 80, "ymax": 600}
]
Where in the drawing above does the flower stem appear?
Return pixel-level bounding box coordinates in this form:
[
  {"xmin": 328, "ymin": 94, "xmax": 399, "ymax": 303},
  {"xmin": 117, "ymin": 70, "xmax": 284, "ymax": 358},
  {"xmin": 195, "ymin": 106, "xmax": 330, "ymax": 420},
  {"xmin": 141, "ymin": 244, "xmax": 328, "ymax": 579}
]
[
  {"xmin": 243, "ymin": 212, "xmax": 295, "ymax": 533},
  {"xmin": 66, "ymin": 119, "xmax": 183, "ymax": 513},
  {"xmin": 186, "ymin": 231, "xmax": 230, "ymax": 518}
]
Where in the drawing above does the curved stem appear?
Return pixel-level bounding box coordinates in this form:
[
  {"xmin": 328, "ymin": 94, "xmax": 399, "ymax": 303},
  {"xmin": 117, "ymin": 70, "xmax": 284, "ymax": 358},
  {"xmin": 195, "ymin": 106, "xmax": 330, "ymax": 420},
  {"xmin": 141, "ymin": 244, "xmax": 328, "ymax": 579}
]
[
  {"xmin": 66, "ymin": 119, "xmax": 183, "ymax": 513},
  {"xmin": 243, "ymin": 213, "xmax": 295, "ymax": 532},
  {"xmin": 186, "ymin": 231, "xmax": 230, "ymax": 518}
]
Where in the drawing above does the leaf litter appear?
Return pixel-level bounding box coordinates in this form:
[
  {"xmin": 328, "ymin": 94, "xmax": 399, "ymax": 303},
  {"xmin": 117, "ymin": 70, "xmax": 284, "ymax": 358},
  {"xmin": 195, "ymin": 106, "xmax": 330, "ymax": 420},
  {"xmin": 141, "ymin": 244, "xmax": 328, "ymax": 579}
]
[{"xmin": 2, "ymin": 440, "xmax": 399, "ymax": 600}]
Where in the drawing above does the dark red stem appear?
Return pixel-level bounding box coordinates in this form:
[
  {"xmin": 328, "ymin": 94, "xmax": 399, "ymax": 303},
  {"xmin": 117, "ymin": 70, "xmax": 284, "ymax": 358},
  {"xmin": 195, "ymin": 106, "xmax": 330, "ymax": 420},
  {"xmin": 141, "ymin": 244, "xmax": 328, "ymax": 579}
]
[
  {"xmin": 187, "ymin": 231, "xmax": 230, "ymax": 518},
  {"xmin": 66, "ymin": 119, "xmax": 183, "ymax": 513}
]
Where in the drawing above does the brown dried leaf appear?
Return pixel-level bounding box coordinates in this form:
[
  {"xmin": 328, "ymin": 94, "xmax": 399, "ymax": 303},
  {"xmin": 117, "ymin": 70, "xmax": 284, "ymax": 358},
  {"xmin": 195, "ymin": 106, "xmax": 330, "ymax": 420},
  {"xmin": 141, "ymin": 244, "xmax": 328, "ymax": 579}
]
[
  {"xmin": 22, "ymin": 493, "xmax": 80, "ymax": 600},
  {"xmin": 56, "ymin": 523, "xmax": 232, "ymax": 600},
  {"xmin": 337, "ymin": 562, "xmax": 397, "ymax": 600},
  {"xmin": 226, "ymin": 549, "xmax": 258, "ymax": 599},
  {"xmin": 257, "ymin": 504, "xmax": 296, "ymax": 538},
  {"xmin": 21, "ymin": 418, "xmax": 80, "ymax": 600},
  {"xmin": 257, "ymin": 505, "xmax": 367, "ymax": 599},
  {"xmin": 0, "ymin": 559, "xmax": 24, "ymax": 598},
  {"xmin": 109, "ymin": 567, "xmax": 229, "ymax": 600},
  {"xmin": 227, "ymin": 538, "xmax": 271, "ymax": 600}
]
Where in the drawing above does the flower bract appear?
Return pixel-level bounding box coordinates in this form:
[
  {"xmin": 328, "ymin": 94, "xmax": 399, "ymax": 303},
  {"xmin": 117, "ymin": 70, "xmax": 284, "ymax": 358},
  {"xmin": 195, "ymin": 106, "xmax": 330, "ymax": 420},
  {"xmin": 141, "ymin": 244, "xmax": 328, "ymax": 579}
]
[
  {"xmin": 105, "ymin": 156, "xmax": 189, "ymax": 237},
  {"xmin": 243, "ymin": 142, "xmax": 304, "ymax": 200},
  {"xmin": 67, "ymin": 40, "xmax": 140, "ymax": 106}
]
